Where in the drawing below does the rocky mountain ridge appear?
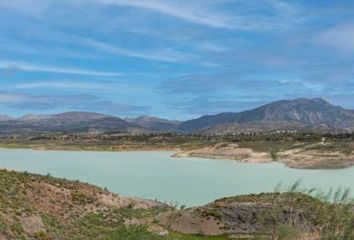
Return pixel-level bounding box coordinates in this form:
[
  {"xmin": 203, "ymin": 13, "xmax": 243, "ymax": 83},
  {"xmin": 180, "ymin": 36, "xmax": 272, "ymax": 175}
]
[
  {"xmin": 1, "ymin": 98, "xmax": 354, "ymax": 134},
  {"xmin": 178, "ymin": 98, "xmax": 354, "ymax": 133}
]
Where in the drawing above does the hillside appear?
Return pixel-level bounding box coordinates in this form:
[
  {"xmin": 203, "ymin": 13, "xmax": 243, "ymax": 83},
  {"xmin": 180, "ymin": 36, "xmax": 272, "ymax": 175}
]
[
  {"xmin": 0, "ymin": 112, "xmax": 137, "ymax": 135},
  {"xmin": 0, "ymin": 169, "xmax": 187, "ymax": 240},
  {"xmin": 126, "ymin": 116, "xmax": 181, "ymax": 132},
  {"xmin": 0, "ymin": 113, "xmax": 180, "ymax": 135},
  {"xmin": 0, "ymin": 115, "xmax": 13, "ymax": 122},
  {"xmin": 178, "ymin": 98, "xmax": 354, "ymax": 133},
  {"xmin": 1, "ymin": 169, "xmax": 353, "ymax": 239}
]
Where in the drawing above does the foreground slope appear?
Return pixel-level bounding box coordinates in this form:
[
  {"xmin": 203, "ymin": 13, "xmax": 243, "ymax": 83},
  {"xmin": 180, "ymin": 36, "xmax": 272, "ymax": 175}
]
[
  {"xmin": 1, "ymin": 169, "xmax": 353, "ymax": 239},
  {"xmin": 0, "ymin": 169, "xmax": 168, "ymax": 239},
  {"xmin": 0, "ymin": 169, "xmax": 228, "ymax": 240}
]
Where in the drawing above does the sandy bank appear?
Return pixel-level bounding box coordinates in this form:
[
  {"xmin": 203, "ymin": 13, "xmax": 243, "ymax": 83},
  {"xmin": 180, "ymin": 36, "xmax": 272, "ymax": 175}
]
[{"xmin": 172, "ymin": 142, "xmax": 354, "ymax": 169}]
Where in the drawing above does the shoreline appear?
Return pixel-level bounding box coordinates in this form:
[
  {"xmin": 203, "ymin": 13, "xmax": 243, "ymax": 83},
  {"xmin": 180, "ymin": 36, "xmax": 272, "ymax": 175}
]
[
  {"xmin": 173, "ymin": 153, "xmax": 354, "ymax": 170},
  {"xmin": 172, "ymin": 143, "xmax": 354, "ymax": 170},
  {"xmin": 2, "ymin": 143, "xmax": 354, "ymax": 170},
  {"xmin": 0, "ymin": 145, "xmax": 178, "ymax": 153},
  {"xmin": 0, "ymin": 166, "xmax": 19, "ymax": 172}
]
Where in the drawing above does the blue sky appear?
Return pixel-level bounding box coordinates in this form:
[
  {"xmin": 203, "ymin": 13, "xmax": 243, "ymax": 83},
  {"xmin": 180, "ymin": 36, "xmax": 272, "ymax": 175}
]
[{"xmin": 1, "ymin": 0, "xmax": 354, "ymax": 120}]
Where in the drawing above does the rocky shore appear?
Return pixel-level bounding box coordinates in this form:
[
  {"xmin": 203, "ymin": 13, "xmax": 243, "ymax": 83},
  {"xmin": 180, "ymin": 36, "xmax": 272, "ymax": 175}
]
[
  {"xmin": 173, "ymin": 142, "xmax": 354, "ymax": 169},
  {"xmin": 172, "ymin": 143, "xmax": 270, "ymax": 164}
]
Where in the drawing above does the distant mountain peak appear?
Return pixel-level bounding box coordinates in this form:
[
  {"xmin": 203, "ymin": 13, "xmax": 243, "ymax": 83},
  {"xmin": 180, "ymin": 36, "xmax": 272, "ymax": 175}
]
[
  {"xmin": 126, "ymin": 115, "xmax": 181, "ymax": 132},
  {"xmin": 310, "ymin": 97, "xmax": 327, "ymax": 102},
  {"xmin": 0, "ymin": 98, "xmax": 353, "ymax": 135},
  {"xmin": 178, "ymin": 98, "xmax": 354, "ymax": 133},
  {"xmin": 133, "ymin": 115, "xmax": 163, "ymax": 121},
  {"xmin": 0, "ymin": 114, "xmax": 14, "ymax": 121},
  {"xmin": 19, "ymin": 114, "xmax": 50, "ymax": 121},
  {"xmin": 52, "ymin": 111, "xmax": 108, "ymax": 121},
  {"xmin": 266, "ymin": 98, "xmax": 329, "ymax": 106}
]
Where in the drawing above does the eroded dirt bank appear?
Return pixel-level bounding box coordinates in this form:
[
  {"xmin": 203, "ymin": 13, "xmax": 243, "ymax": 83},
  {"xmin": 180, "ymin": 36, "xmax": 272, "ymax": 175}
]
[{"xmin": 173, "ymin": 142, "xmax": 354, "ymax": 169}]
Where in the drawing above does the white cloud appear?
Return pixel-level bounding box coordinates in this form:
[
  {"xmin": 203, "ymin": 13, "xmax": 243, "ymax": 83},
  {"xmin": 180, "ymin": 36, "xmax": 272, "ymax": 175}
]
[
  {"xmin": 198, "ymin": 42, "xmax": 228, "ymax": 52},
  {"xmin": 266, "ymin": 0, "xmax": 298, "ymax": 15},
  {"xmin": 0, "ymin": 0, "xmax": 51, "ymax": 16},
  {"xmin": 89, "ymin": 0, "xmax": 234, "ymax": 29},
  {"xmin": 0, "ymin": 91, "xmax": 150, "ymax": 114},
  {"xmin": 1, "ymin": 0, "xmax": 234, "ymax": 28},
  {"xmin": 0, "ymin": 92, "xmax": 27, "ymax": 103},
  {"xmin": 277, "ymin": 78, "xmax": 326, "ymax": 92},
  {"xmin": 0, "ymin": 38, "xmax": 38, "ymax": 54},
  {"xmin": 87, "ymin": 0, "xmax": 305, "ymax": 30},
  {"xmin": 12, "ymin": 81, "xmax": 114, "ymax": 90},
  {"xmin": 81, "ymin": 37, "xmax": 192, "ymax": 62},
  {"xmin": 7, "ymin": 80, "xmax": 152, "ymax": 95},
  {"xmin": 0, "ymin": 0, "xmax": 304, "ymax": 32},
  {"xmin": 0, "ymin": 61, "xmax": 121, "ymax": 77},
  {"xmin": 0, "ymin": 37, "xmax": 99, "ymax": 59},
  {"xmin": 318, "ymin": 23, "xmax": 354, "ymax": 52}
]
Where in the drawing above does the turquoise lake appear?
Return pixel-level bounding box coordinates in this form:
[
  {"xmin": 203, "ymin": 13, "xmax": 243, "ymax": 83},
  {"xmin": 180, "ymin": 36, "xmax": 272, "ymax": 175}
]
[{"xmin": 0, "ymin": 148, "xmax": 353, "ymax": 206}]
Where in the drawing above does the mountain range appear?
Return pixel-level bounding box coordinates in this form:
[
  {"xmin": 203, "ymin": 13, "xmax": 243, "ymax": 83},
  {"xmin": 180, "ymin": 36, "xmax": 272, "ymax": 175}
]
[{"xmin": 1, "ymin": 98, "xmax": 354, "ymax": 135}]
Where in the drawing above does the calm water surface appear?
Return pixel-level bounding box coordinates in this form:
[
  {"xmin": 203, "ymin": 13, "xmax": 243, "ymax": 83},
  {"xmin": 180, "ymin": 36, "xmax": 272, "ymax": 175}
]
[{"xmin": 0, "ymin": 149, "xmax": 353, "ymax": 206}]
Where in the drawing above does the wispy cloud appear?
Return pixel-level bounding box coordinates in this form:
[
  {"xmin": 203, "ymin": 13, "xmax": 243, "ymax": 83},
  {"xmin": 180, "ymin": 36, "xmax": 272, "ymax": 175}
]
[
  {"xmin": 0, "ymin": 0, "xmax": 52, "ymax": 17},
  {"xmin": 0, "ymin": 92, "xmax": 27, "ymax": 102},
  {"xmin": 89, "ymin": 0, "xmax": 234, "ymax": 29},
  {"xmin": 80, "ymin": 37, "xmax": 193, "ymax": 62},
  {"xmin": 317, "ymin": 22, "xmax": 354, "ymax": 52},
  {"xmin": 90, "ymin": 0, "xmax": 304, "ymax": 30},
  {"xmin": 0, "ymin": 61, "xmax": 121, "ymax": 77},
  {"xmin": 266, "ymin": 0, "xmax": 298, "ymax": 15},
  {"xmin": 2, "ymin": 0, "xmax": 354, "ymax": 117},
  {"xmin": 158, "ymin": 72, "xmax": 243, "ymax": 94},
  {"xmin": 0, "ymin": 37, "xmax": 99, "ymax": 59},
  {"xmin": 12, "ymin": 81, "xmax": 116, "ymax": 90},
  {"xmin": 0, "ymin": 91, "xmax": 149, "ymax": 115},
  {"xmin": 9, "ymin": 80, "xmax": 151, "ymax": 94},
  {"xmin": 0, "ymin": 37, "xmax": 38, "ymax": 54},
  {"xmin": 198, "ymin": 42, "xmax": 228, "ymax": 52},
  {"xmin": 171, "ymin": 95, "xmax": 267, "ymax": 115},
  {"xmin": 0, "ymin": 0, "xmax": 303, "ymax": 31}
]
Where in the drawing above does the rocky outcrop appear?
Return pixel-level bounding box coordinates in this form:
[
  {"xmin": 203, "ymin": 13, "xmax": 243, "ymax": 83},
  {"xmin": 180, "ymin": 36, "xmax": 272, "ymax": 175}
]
[
  {"xmin": 158, "ymin": 193, "xmax": 329, "ymax": 237},
  {"xmin": 20, "ymin": 215, "xmax": 45, "ymax": 236}
]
